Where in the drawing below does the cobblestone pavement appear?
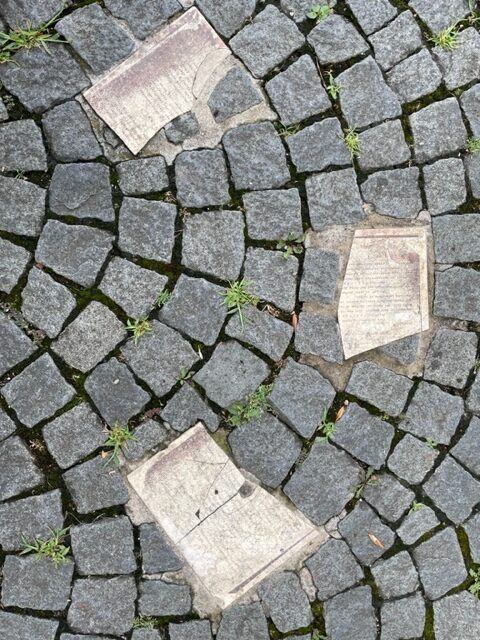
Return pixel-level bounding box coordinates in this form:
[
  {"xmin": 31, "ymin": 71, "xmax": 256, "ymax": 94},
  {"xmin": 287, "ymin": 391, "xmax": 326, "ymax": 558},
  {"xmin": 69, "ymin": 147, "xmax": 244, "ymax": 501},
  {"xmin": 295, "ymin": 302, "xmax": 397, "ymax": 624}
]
[{"xmin": 0, "ymin": 0, "xmax": 479, "ymax": 638}]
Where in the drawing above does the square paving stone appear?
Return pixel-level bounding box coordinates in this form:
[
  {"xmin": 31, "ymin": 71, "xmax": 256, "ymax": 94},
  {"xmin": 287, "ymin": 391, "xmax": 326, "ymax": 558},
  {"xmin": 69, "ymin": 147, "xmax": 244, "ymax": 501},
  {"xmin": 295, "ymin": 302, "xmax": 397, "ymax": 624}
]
[
  {"xmin": 0, "ymin": 176, "xmax": 46, "ymax": 237},
  {"xmin": 0, "ymin": 238, "xmax": 30, "ymax": 293},
  {"xmin": 434, "ymin": 267, "xmax": 480, "ymax": 322},
  {"xmin": 452, "ymin": 417, "xmax": 480, "ymax": 477},
  {"xmin": 223, "ymin": 121, "xmax": 290, "ymax": 191},
  {"xmin": 49, "ymin": 163, "xmax": 114, "ymax": 222},
  {"xmin": 284, "ymin": 441, "xmax": 362, "ymax": 525},
  {"xmin": 372, "ymin": 551, "xmax": 419, "ymax": 599},
  {"xmin": 0, "ymin": 436, "xmax": 44, "ymax": 501},
  {"xmin": 424, "ymin": 326, "xmax": 477, "ymax": 389},
  {"xmin": 461, "ymin": 83, "xmax": 480, "ymax": 137},
  {"xmin": 71, "ymin": 516, "xmax": 136, "ymax": 575},
  {"xmin": 388, "ymin": 434, "xmax": 438, "ymax": 484},
  {"xmin": 269, "ymin": 358, "xmax": 335, "ymax": 439},
  {"xmin": 387, "ymin": 49, "xmax": 442, "ymax": 103},
  {"xmin": 67, "ymin": 576, "xmax": 136, "ymax": 635},
  {"xmin": 332, "ymin": 403, "xmax": 395, "ymax": 468},
  {"xmin": 338, "ymin": 502, "xmax": 395, "ymax": 565},
  {"xmin": 85, "ymin": 358, "xmax": 150, "ymax": 425},
  {"xmin": 410, "ymin": 98, "xmax": 467, "ymax": 162},
  {"xmin": 305, "ymin": 538, "xmax": 363, "ymax": 601},
  {"xmin": 35, "ymin": 220, "xmax": 113, "ymax": 286},
  {"xmin": 63, "ymin": 455, "xmax": 129, "ymax": 514},
  {"xmin": 243, "ymin": 248, "xmax": 298, "ymax": 312},
  {"xmin": 228, "ymin": 412, "xmax": 302, "ymax": 488},
  {"xmin": 161, "ymin": 384, "xmax": 219, "ymax": 433},
  {"xmin": 42, "ymin": 101, "xmax": 101, "ymax": 162},
  {"xmin": 57, "ymin": 4, "xmax": 135, "ymax": 74},
  {"xmin": 139, "ymin": 522, "xmax": 182, "ymax": 574},
  {"xmin": 306, "ymin": 168, "xmax": 364, "ymax": 230},
  {"xmin": 229, "ymin": 5, "xmax": 304, "ymax": 78},
  {"xmin": 0, "ymin": 310, "xmax": 36, "ymax": 377},
  {"xmin": 397, "ymin": 505, "xmax": 440, "ymax": 545},
  {"xmin": 345, "ymin": 0, "xmax": 397, "ymax": 35},
  {"xmin": 467, "ymin": 374, "xmax": 480, "ymax": 414},
  {"xmin": 117, "ymin": 156, "xmax": 169, "ymax": 195},
  {"xmin": 243, "ymin": 189, "xmax": 303, "ymax": 241},
  {"xmin": 433, "ymin": 214, "xmax": 480, "ymax": 263},
  {"xmin": 42, "ymin": 403, "xmax": 105, "ymax": 470},
  {"xmin": 0, "ymin": 119, "xmax": 47, "ymax": 171},
  {"xmin": 409, "ymin": 0, "xmax": 470, "ymax": 33},
  {"xmin": 99, "ymin": 257, "xmax": 168, "ymax": 320},
  {"xmin": 258, "ymin": 571, "xmax": 312, "ymax": 632},
  {"xmin": 118, "ymin": 198, "xmax": 176, "ymax": 263},
  {"xmin": 194, "ymin": 340, "xmax": 269, "ymax": 408},
  {"xmin": 433, "ymin": 591, "xmax": 480, "ymax": 640},
  {"xmin": 308, "ymin": 15, "xmax": 369, "ymax": 64},
  {"xmin": 465, "ymin": 511, "xmax": 480, "ymax": 563},
  {"xmin": 165, "ymin": 112, "xmax": 200, "ymax": 145},
  {"xmin": 400, "ymin": 381, "xmax": 464, "ymax": 444},
  {"xmin": 1, "ymin": 0, "xmax": 67, "ymax": 27},
  {"xmin": 1, "ymin": 555, "xmax": 74, "ymax": 611},
  {"xmin": 196, "ymin": 0, "xmax": 255, "ymax": 37},
  {"xmin": 413, "ymin": 528, "xmax": 467, "ymax": 600},
  {"xmin": 265, "ymin": 55, "xmax": 330, "ymax": 125},
  {"xmin": 53, "ymin": 302, "xmax": 127, "ymax": 373},
  {"xmin": 424, "ymin": 455, "xmax": 480, "ymax": 524},
  {"xmin": 434, "ymin": 28, "xmax": 480, "ymax": 90},
  {"xmin": 0, "ymin": 409, "xmax": 15, "ymax": 443},
  {"xmin": 380, "ymin": 334, "xmax": 420, "ymax": 365},
  {"xmin": 424, "ymin": 159, "xmax": 467, "ymax": 216},
  {"xmin": 181, "ymin": 210, "xmax": 245, "ymax": 281},
  {"xmin": 104, "ymin": 0, "xmax": 181, "ymax": 39},
  {"xmin": 122, "ymin": 320, "xmax": 199, "ymax": 397},
  {"xmin": 208, "ymin": 66, "xmax": 263, "ymax": 123},
  {"xmin": 324, "ymin": 586, "xmax": 377, "ymax": 640},
  {"xmin": 0, "ymin": 490, "xmax": 63, "ymax": 551},
  {"xmin": 217, "ymin": 602, "xmax": 269, "ymax": 640},
  {"xmin": 21, "ymin": 267, "xmax": 76, "ymax": 338},
  {"xmin": 123, "ymin": 418, "xmax": 170, "ymax": 461},
  {"xmin": 357, "ymin": 119, "xmax": 410, "ymax": 171},
  {"xmin": 361, "ymin": 168, "xmax": 422, "ymax": 218},
  {"xmin": 466, "ymin": 155, "xmax": 480, "ymax": 199},
  {"xmin": 175, "ymin": 149, "xmax": 230, "ymax": 208},
  {"xmin": 170, "ymin": 620, "xmax": 212, "ymax": 640},
  {"xmin": 295, "ymin": 312, "xmax": 344, "ymax": 364},
  {"xmin": 139, "ymin": 580, "xmax": 191, "ymax": 617},
  {"xmin": 287, "ymin": 119, "xmax": 351, "ymax": 173},
  {"xmin": 346, "ymin": 361, "xmax": 413, "ymax": 416},
  {"xmin": 158, "ymin": 274, "xmax": 227, "ymax": 345},
  {"xmin": 2, "ymin": 354, "xmax": 74, "ymax": 428},
  {"xmin": 337, "ymin": 57, "xmax": 402, "ymax": 129},
  {"xmin": 0, "ymin": 45, "xmax": 90, "ymax": 113},
  {"xmin": 226, "ymin": 305, "xmax": 293, "ymax": 361},
  {"xmin": 363, "ymin": 473, "xmax": 414, "ymax": 522},
  {"xmin": 380, "ymin": 593, "xmax": 426, "ymax": 640},
  {"xmin": 369, "ymin": 11, "xmax": 422, "ymax": 71},
  {"xmin": 0, "ymin": 611, "xmax": 58, "ymax": 640}
]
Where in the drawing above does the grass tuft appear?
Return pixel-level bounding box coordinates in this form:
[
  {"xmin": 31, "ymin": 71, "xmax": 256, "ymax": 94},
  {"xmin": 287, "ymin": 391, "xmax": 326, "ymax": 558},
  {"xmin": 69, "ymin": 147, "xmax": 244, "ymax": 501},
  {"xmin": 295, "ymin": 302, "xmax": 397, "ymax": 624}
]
[
  {"xmin": 344, "ymin": 128, "xmax": 361, "ymax": 159},
  {"xmin": 276, "ymin": 232, "xmax": 305, "ymax": 258},
  {"xmin": 0, "ymin": 10, "xmax": 64, "ymax": 56},
  {"xmin": 467, "ymin": 136, "xmax": 480, "ymax": 154},
  {"xmin": 429, "ymin": 23, "xmax": 461, "ymax": 49},
  {"xmin": 228, "ymin": 384, "xmax": 273, "ymax": 427},
  {"xmin": 20, "ymin": 527, "xmax": 70, "ymax": 568},
  {"xmin": 325, "ymin": 71, "xmax": 341, "ymax": 100},
  {"xmin": 126, "ymin": 318, "xmax": 152, "ymax": 344},
  {"xmin": 220, "ymin": 279, "xmax": 260, "ymax": 332},
  {"xmin": 104, "ymin": 424, "xmax": 136, "ymax": 466},
  {"xmin": 317, "ymin": 408, "xmax": 336, "ymax": 442},
  {"xmin": 307, "ymin": 4, "xmax": 334, "ymax": 22},
  {"xmin": 156, "ymin": 289, "xmax": 171, "ymax": 307}
]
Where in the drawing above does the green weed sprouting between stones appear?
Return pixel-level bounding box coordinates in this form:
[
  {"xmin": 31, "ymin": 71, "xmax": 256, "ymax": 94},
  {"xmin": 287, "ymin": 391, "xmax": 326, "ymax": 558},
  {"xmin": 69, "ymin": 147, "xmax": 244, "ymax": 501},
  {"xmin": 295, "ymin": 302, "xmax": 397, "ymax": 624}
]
[
  {"xmin": 126, "ymin": 318, "xmax": 152, "ymax": 344},
  {"xmin": 277, "ymin": 232, "xmax": 305, "ymax": 258},
  {"xmin": 429, "ymin": 23, "xmax": 461, "ymax": 50},
  {"xmin": 467, "ymin": 137, "xmax": 480, "ymax": 154},
  {"xmin": 307, "ymin": 4, "xmax": 334, "ymax": 22},
  {"xmin": 156, "ymin": 289, "xmax": 171, "ymax": 307},
  {"xmin": 317, "ymin": 408, "xmax": 336, "ymax": 442},
  {"xmin": 354, "ymin": 466, "xmax": 378, "ymax": 500},
  {"xmin": 409, "ymin": 500, "xmax": 424, "ymax": 513},
  {"xmin": 228, "ymin": 384, "xmax": 273, "ymax": 427},
  {"xmin": 178, "ymin": 366, "xmax": 193, "ymax": 386},
  {"xmin": 20, "ymin": 527, "xmax": 70, "ymax": 568},
  {"xmin": 469, "ymin": 568, "xmax": 480, "ymax": 597},
  {"xmin": 344, "ymin": 128, "xmax": 361, "ymax": 159},
  {"xmin": 104, "ymin": 424, "xmax": 136, "ymax": 466},
  {"xmin": 277, "ymin": 122, "xmax": 302, "ymax": 138},
  {"xmin": 325, "ymin": 71, "xmax": 341, "ymax": 100},
  {"xmin": 312, "ymin": 631, "xmax": 329, "ymax": 640},
  {"xmin": 0, "ymin": 10, "xmax": 64, "ymax": 60},
  {"xmin": 426, "ymin": 437, "xmax": 438, "ymax": 449},
  {"xmin": 220, "ymin": 279, "xmax": 260, "ymax": 332},
  {"xmin": 133, "ymin": 615, "xmax": 158, "ymax": 629}
]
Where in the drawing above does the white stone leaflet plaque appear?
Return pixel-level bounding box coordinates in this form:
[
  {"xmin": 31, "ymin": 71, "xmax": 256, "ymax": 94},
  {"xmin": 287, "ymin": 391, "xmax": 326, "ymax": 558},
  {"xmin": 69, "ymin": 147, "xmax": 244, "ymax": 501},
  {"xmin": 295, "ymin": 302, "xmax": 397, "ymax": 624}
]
[
  {"xmin": 128, "ymin": 423, "xmax": 323, "ymax": 609},
  {"xmin": 84, "ymin": 8, "xmax": 230, "ymax": 154},
  {"xmin": 338, "ymin": 228, "xmax": 429, "ymax": 359}
]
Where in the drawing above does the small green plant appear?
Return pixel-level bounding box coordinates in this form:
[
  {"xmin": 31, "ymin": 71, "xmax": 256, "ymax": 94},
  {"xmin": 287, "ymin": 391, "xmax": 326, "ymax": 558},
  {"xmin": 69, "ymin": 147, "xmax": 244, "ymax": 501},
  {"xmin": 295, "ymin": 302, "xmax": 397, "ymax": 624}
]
[
  {"xmin": 156, "ymin": 289, "xmax": 171, "ymax": 307},
  {"xmin": 354, "ymin": 466, "xmax": 378, "ymax": 500},
  {"xmin": 276, "ymin": 232, "xmax": 305, "ymax": 258},
  {"xmin": 475, "ymin": 358, "xmax": 480, "ymax": 372},
  {"xmin": 467, "ymin": 136, "xmax": 480, "ymax": 154},
  {"xmin": 178, "ymin": 366, "xmax": 193, "ymax": 386},
  {"xmin": 133, "ymin": 615, "xmax": 157, "ymax": 629},
  {"xmin": 426, "ymin": 437, "xmax": 438, "ymax": 449},
  {"xmin": 430, "ymin": 23, "xmax": 461, "ymax": 50},
  {"xmin": 104, "ymin": 424, "xmax": 136, "ymax": 466},
  {"xmin": 312, "ymin": 631, "xmax": 329, "ymax": 640},
  {"xmin": 228, "ymin": 384, "xmax": 273, "ymax": 427},
  {"xmin": 277, "ymin": 122, "xmax": 302, "ymax": 137},
  {"xmin": 469, "ymin": 568, "xmax": 480, "ymax": 596},
  {"xmin": 0, "ymin": 11, "xmax": 64, "ymax": 55},
  {"xmin": 409, "ymin": 500, "xmax": 424, "ymax": 513},
  {"xmin": 0, "ymin": 50, "xmax": 11, "ymax": 64},
  {"xmin": 325, "ymin": 71, "xmax": 341, "ymax": 100},
  {"xmin": 307, "ymin": 4, "xmax": 333, "ymax": 21},
  {"xmin": 344, "ymin": 128, "xmax": 361, "ymax": 159},
  {"xmin": 317, "ymin": 408, "xmax": 336, "ymax": 442},
  {"xmin": 126, "ymin": 318, "xmax": 151, "ymax": 345},
  {"xmin": 220, "ymin": 279, "xmax": 260, "ymax": 332},
  {"xmin": 20, "ymin": 527, "xmax": 70, "ymax": 567}
]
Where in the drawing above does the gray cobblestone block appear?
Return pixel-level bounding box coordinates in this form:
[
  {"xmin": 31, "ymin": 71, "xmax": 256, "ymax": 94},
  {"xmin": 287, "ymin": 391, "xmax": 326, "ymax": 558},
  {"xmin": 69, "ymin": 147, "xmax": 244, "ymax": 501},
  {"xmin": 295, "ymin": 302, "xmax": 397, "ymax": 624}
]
[
  {"xmin": 306, "ymin": 539, "xmax": 363, "ymax": 601},
  {"xmin": 0, "ymin": 310, "xmax": 36, "ymax": 377},
  {"xmin": 460, "ymin": 83, "xmax": 480, "ymax": 137},
  {"xmin": 434, "ymin": 267, "xmax": 480, "ymax": 322},
  {"xmin": 217, "ymin": 602, "xmax": 269, "ymax": 640},
  {"xmin": 208, "ymin": 66, "xmax": 263, "ymax": 123},
  {"xmin": 397, "ymin": 505, "xmax": 439, "ymax": 545},
  {"xmin": 468, "ymin": 375, "xmax": 480, "ymax": 415},
  {"xmin": 0, "ymin": 176, "xmax": 45, "ymax": 237},
  {"xmin": 104, "ymin": 0, "xmax": 181, "ymax": 39},
  {"xmin": 409, "ymin": 0, "xmax": 469, "ymax": 33},
  {"xmin": 0, "ymin": 238, "xmax": 30, "ymax": 294},
  {"xmin": 306, "ymin": 168, "xmax": 364, "ymax": 230},
  {"xmin": 118, "ymin": 198, "xmax": 176, "ymax": 263},
  {"xmin": 0, "ymin": 611, "xmax": 58, "ymax": 640},
  {"xmin": 339, "ymin": 502, "xmax": 395, "ymax": 565},
  {"xmin": 424, "ymin": 326, "xmax": 477, "ymax": 388},
  {"xmin": 410, "ymin": 98, "xmax": 467, "ymax": 162},
  {"xmin": 175, "ymin": 149, "xmax": 230, "ymax": 208},
  {"xmin": 42, "ymin": 101, "xmax": 101, "ymax": 162},
  {"xmin": 1, "ymin": 0, "xmax": 68, "ymax": 27},
  {"xmin": 139, "ymin": 522, "xmax": 182, "ymax": 574},
  {"xmin": 465, "ymin": 511, "xmax": 480, "ymax": 564},
  {"xmin": 363, "ymin": 472, "xmax": 414, "ymax": 522},
  {"xmin": 161, "ymin": 384, "xmax": 219, "ymax": 433},
  {"xmin": 196, "ymin": 0, "xmax": 255, "ymax": 37},
  {"xmin": 295, "ymin": 312, "xmax": 344, "ymax": 364},
  {"xmin": 372, "ymin": 551, "xmax": 419, "ymax": 599},
  {"xmin": 169, "ymin": 621, "xmax": 211, "ymax": 640},
  {"xmin": 434, "ymin": 592, "xmax": 480, "ymax": 640},
  {"xmin": 380, "ymin": 593, "xmax": 426, "ymax": 640},
  {"xmin": 466, "ymin": 154, "xmax": 480, "ymax": 200},
  {"xmin": 299, "ymin": 247, "xmax": 339, "ymax": 304},
  {"xmin": 227, "ymin": 305, "xmax": 293, "ymax": 361},
  {"xmin": 0, "ymin": 410, "xmax": 15, "ymax": 444},
  {"xmin": 258, "ymin": 571, "xmax": 312, "ymax": 632},
  {"xmin": 117, "ymin": 156, "xmax": 169, "ymax": 195},
  {"xmin": 308, "ymin": 15, "xmax": 369, "ymax": 64},
  {"xmin": 433, "ymin": 28, "xmax": 480, "ymax": 89},
  {"xmin": 380, "ymin": 334, "xmax": 420, "ymax": 365},
  {"xmin": 324, "ymin": 586, "xmax": 377, "ymax": 640},
  {"xmin": 123, "ymin": 419, "xmax": 170, "ymax": 461},
  {"xmin": 452, "ymin": 417, "xmax": 480, "ymax": 477},
  {"xmin": 0, "ymin": 436, "xmax": 44, "ymax": 502},
  {"xmin": 369, "ymin": 11, "xmax": 422, "ymax": 71},
  {"xmin": 288, "ymin": 119, "xmax": 351, "ymax": 173},
  {"xmin": 388, "ymin": 434, "xmax": 438, "ymax": 484},
  {"xmin": 0, "ymin": 119, "xmax": 47, "ymax": 171},
  {"xmin": 361, "ymin": 167, "xmax": 422, "ymax": 219},
  {"xmin": 139, "ymin": 580, "xmax": 191, "ymax": 617},
  {"xmin": 345, "ymin": 0, "xmax": 397, "ymax": 35},
  {"xmin": 433, "ymin": 214, "xmax": 480, "ymax": 263},
  {"xmin": 387, "ymin": 49, "xmax": 442, "ymax": 103},
  {"xmin": 425, "ymin": 159, "xmax": 467, "ymax": 216},
  {"xmin": 244, "ymin": 189, "xmax": 303, "ymax": 241},
  {"xmin": 357, "ymin": 119, "xmax": 410, "ymax": 171},
  {"xmin": 165, "ymin": 112, "xmax": 200, "ymax": 145},
  {"xmin": 243, "ymin": 248, "xmax": 298, "ymax": 312},
  {"xmin": 346, "ymin": 361, "xmax": 413, "ymax": 416}
]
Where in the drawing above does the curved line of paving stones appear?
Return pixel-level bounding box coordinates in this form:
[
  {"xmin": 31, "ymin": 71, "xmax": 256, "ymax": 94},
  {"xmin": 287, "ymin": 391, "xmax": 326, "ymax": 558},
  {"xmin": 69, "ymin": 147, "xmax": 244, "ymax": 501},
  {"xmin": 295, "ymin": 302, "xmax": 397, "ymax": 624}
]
[{"xmin": 0, "ymin": 0, "xmax": 479, "ymax": 639}]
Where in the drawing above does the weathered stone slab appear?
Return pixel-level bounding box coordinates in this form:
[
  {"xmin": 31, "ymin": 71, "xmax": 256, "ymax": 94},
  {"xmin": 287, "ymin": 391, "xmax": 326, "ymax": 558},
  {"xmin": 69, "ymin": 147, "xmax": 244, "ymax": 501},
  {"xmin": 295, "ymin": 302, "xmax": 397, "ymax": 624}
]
[
  {"xmin": 338, "ymin": 228, "xmax": 429, "ymax": 359},
  {"xmin": 128, "ymin": 423, "xmax": 323, "ymax": 610},
  {"xmin": 84, "ymin": 8, "xmax": 230, "ymax": 154}
]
